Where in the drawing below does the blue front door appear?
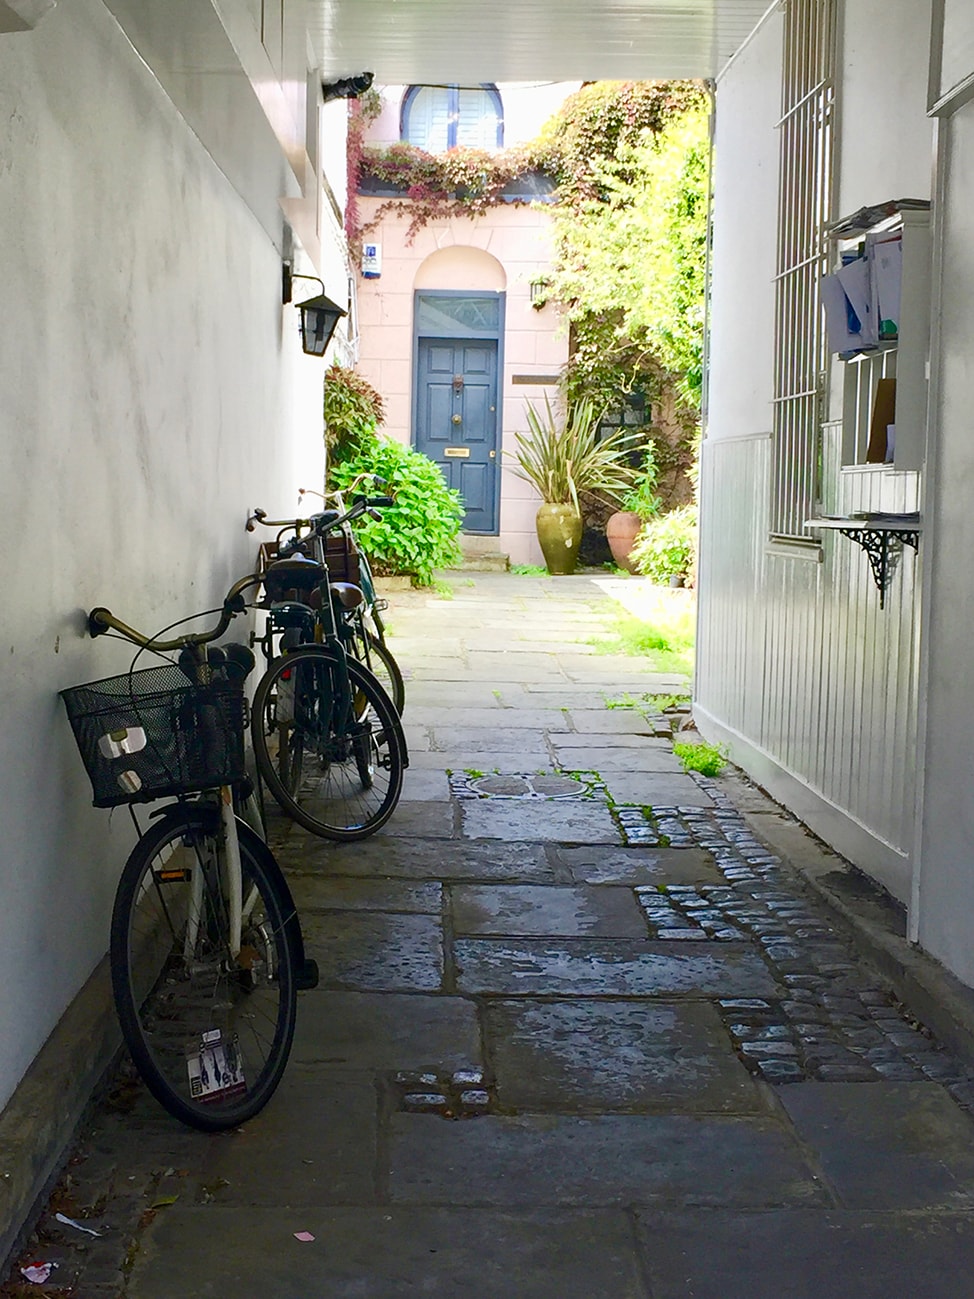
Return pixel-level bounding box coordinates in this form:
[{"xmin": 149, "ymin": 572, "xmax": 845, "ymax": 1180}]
[{"xmin": 415, "ymin": 336, "xmax": 499, "ymax": 534}]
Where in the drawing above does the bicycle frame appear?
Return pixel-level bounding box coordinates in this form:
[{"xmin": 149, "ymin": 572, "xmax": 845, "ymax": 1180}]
[{"xmin": 89, "ymin": 574, "xmax": 263, "ymax": 961}]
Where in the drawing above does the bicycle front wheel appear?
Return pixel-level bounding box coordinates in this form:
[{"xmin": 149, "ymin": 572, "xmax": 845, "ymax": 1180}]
[
  {"xmin": 252, "ymin": 646, "xmax": 404, "ymax": 841},
  {"xmin": 110, "ymin": 807, "xmax": 298, "ymax": 1131}
]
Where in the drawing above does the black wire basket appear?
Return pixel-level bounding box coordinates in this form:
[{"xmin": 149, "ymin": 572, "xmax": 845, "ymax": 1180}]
[{"xmin": 60, "ymin": 664, "xmax": 247, "ymax": 808}]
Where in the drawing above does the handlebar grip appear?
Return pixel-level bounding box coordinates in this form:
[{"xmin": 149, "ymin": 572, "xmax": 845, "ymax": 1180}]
[
  {"xmin": 88, "ymin": 607, "xmax": 112, "ymax": 638},
  {"xmin": 368, "ymin": 496, "xmax": 395, "ymax": 508}
]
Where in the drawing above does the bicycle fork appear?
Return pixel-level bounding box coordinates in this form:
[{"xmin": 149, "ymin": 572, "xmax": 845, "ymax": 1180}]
[{"xmin": 184, "ymin": 788, "xmax": 244, "ymax": 961}]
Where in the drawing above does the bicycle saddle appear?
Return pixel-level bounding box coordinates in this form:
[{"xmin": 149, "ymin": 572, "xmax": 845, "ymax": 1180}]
[{"xmin": 329, "ymin": 581, "xmax": 365, "ymax": 611}]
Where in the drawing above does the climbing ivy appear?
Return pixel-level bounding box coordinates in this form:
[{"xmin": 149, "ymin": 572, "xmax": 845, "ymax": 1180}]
[{"xmin": 553, "ymin": 103, "xmax": 711, "ymax": 413}]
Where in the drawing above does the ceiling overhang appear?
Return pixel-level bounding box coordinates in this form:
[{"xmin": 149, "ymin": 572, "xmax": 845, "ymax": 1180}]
[{"xmin": 309, "ymin": 0, "xmax": 775, "ymax": 84}]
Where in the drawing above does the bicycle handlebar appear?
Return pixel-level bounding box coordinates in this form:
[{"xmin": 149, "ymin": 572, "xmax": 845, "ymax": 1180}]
[
  {"xmin": 88, "ymin": 573, "xmax": 261, "ymax": 650},
  {"xmin": 246, "ymin": 492, "xmax": 393, "ymax": 541}
]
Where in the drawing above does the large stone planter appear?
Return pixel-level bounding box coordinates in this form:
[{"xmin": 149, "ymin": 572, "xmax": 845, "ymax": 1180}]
[
  {"xmin": 605, "ymin": 510, "xmax": 644, "ymax": 574},
  {"xmin": 536, "ymin": 503, "xmax": 583, "ymax": 575}
]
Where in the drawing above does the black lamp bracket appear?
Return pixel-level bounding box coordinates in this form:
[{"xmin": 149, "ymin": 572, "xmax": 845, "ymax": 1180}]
[{"xmin": 282, "ymin": 262, "xmax": 325, "ymax": 306}]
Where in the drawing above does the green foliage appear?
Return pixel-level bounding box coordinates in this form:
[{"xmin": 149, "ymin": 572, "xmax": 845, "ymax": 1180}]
[
  {"xmin": 605, "ymin": 691, "xmax": 690, "ymax": 716},
  {"xmin": 630, "ymin": 503, "xmax": 697, "ymax": 583},
  {"xmin": 510, "ymin": 395, "xmax": 636, "ymax": 509},
  {"xmin": 589, "ymin": 601, "xmax": 694, "ymax": 677},
  {"xmin": 328, "ymin": 438, "xmax": 463, "ymax": 586},
  {"xmin": 535, "ymin": 81, "xmax": 706, "ymax": 203},
  {"xmin": 511, "ymin": 564, "xmax": 549, "ymax": 576},
  {"xmin": 591, "ymin": 620, "xmax": 693, "ymax": 677},
  {"xmin": 323, "ymin": 364, "xmax": 385, "ymax": 456},
  {"xmin": 620, "ymin": 445, "xmax": 662, "ymax": 519},
  {"xmin": 549, "ymin": 103, "xmax": 711, "ymax": 411},
  {"xmin": 352, "ymin": 141, "xmax": 547, "ymax": 248},
  {"xmin": 673, "ymin": 740, "xmax": 727, "ymax": 777},
  {"xmin": 646, "ymin": 692, "xmax": 691, "ymax": 712}
]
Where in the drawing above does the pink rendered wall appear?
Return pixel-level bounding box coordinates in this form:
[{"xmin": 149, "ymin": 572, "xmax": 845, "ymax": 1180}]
[{"xmin": 354, "ymin": 197, "xmax": 569, "ymax": 565}]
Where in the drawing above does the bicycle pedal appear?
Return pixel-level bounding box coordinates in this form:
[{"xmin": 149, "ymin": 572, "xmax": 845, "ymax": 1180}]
[{"xmin": 373, "ymin": 598, "xmax": 389, "ymax": 612}]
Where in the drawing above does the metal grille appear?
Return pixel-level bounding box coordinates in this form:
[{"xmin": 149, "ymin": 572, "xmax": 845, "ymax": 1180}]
[{"xmin": 770, "ymin": 0, "xmax": 837, "ymax": 539}]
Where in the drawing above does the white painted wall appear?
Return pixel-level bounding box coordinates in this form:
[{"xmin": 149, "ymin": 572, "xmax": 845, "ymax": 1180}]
[
  {"xmin": 915, "ymin": 93, "xmax": 974, "ymax": 983},
  {"xmin": 837, "ymin": 0, "xmax": 935, "ymax": 217},
  {"xmin": 0, "ymin": 0, "xmax": 341, "ymax": 1109},
  {"xmin": 699, "ymin": 2, "xmax": 934, "ymax": 906},
  {"xmin": 706, "ymin": 14, "xmax": 780, "ymax": 442}
]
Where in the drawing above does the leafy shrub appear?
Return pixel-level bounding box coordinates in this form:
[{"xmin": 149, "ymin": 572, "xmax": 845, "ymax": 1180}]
[
  {"xmin": 329, "ymin": 439, "xmax": 463, "ymax": 586},
  {"xmin": 630, "ymin": 503, "xmax": 697, "ymax": 583},
  {"xmin": 324, "ymin": 364, "xmax": 385, "ymax": 457}
]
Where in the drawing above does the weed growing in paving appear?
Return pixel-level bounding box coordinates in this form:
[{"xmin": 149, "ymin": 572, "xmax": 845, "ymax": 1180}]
[
  {"xmin": 673, "ymin": 740, "xmax": 728, "ymax": 777},
  {"xmin": 589, "ymin": 594, "xmax": 694, "ymax": 677},
  {"xmin": 511, "ymin": 564, "xmax": 549, "ymax": 576},
  {"xmin": 605, "ymin": 691, "xmax": 691, "ymax": 718}
]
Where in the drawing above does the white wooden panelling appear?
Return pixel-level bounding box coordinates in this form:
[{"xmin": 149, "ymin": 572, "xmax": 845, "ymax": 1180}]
[
  {"xmin": 310, "ymin": 0, "xmax": 775, "ymax": 82},
  {"xmin": 697, "ymin": 432, "xmax": 921, "ymax": 892}
]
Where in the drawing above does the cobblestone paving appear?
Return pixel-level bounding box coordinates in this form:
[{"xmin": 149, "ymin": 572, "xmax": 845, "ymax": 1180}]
[
  {"xmin": 631, "ymin": 784, "xmax": 973, "ymax": 1093},
  {"xmin": 453, "ymin": 766, "xmax": 974, "ymax": 1095}
]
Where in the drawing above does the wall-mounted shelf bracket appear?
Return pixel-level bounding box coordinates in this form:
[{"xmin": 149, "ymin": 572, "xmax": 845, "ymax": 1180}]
[{"xmin": 806, "ymin": 516, "xmax": 921, "ymax": 609}]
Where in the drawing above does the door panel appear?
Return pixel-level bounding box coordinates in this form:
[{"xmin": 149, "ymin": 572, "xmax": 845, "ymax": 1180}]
[{"xmin": 415, "ymin": 335, "xmax": 499, "ymax": 533}]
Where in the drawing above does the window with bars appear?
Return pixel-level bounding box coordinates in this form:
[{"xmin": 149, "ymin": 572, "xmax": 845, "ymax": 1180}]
[
  {"xmin": 401, "ymin": 85, "xmax": 504, "ymax": 152},
  {"xmin": 770, "ymin": 0, "xmax": 837, "ymax": 541}
]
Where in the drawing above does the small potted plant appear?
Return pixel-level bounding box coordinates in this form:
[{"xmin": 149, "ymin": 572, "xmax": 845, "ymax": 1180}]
[
  {"xmin": 510, "ymin": 395, "xmax": 636, "ymax": 574},
  {"xmin": 605, "ymin": 445, "xmax": 661, "ymax": 573}
]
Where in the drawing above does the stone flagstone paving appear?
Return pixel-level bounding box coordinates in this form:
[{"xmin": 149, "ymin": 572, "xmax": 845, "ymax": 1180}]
[{"xmin": 7, "ymin": 573, "xmax": 974, "ymax": 1298}]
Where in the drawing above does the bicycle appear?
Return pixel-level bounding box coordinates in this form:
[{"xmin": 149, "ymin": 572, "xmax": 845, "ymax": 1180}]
[
  {"xmin": 297, "ymin": 479, "xmax": 405, "ymax": 715},
  {"xmin": 246, "ymin": 497, "xmax": 408, "ymax": 841},
  {"xmin": 60, "ymin": 577, "xmax": 317, "ymax": 1130}
]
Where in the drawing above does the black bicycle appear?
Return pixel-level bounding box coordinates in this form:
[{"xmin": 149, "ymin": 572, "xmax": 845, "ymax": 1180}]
[
  {"xmin": 247, "ymin": 495, "xmax": 408, "ymax": 841},
  {"xmin": 297, "ymin": 479, "xmax": 405, "ymax": 715},
  {"xmin": 60, "ymin": 577, "xmax": 316, "ymax": 1130}
]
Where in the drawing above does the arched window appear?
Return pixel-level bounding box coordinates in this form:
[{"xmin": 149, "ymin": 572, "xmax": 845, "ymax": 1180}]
[{"xmin": 401, "ymin": 84, "xmax": 504, "ymax": 152}]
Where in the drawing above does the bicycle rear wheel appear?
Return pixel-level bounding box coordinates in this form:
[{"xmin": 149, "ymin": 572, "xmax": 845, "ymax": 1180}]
[
  {"xmin": 252, "ymin": 646, "xmax": 405, "ymax": 841},
  {"xmin": 110, "ymin": 807, "xmax": 297, "ymax": 1130},
  {"xmin": 349, "ymin": 623, "xmax": 405, "ymax": 716}
]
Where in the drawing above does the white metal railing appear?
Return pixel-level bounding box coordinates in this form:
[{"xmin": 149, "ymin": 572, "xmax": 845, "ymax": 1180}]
[{"xmin": 770, "ymin": 0, "xmax": 837, "ymax": 540}]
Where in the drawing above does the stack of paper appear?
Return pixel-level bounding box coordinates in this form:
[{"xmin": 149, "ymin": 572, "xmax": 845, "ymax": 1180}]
[{"xmin": 821, "ymin": 231, "xmax": 902, "ymax": 356}]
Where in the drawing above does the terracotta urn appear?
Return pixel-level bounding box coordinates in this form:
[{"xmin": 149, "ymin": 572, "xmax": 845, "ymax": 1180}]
[
  {"xmin": 535, "ymin": 503, "xmax": 583, "ymax": 575},
  {"xmin": 605, "ymin": 510, "xmax": 644, "ymax": 574}
]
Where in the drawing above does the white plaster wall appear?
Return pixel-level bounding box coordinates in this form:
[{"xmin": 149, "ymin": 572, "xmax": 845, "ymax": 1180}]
[
  {"xmin": 700, "ymin": 5, "xmax": 932, "ymax": 907},
  {"xmin": 915, "ymin": 95, "xmax": 974, "ymax": 984},
  {"xmin": 837, "ymin": 0, "xmax": 934, "ymax": 218},
  {"xmin": 706, "ymin": 11, "xmax": 781, "ymax": 442},
  {"xmin": 0, "ymin": 0, "xmax": 328, "ymax": 1109}
]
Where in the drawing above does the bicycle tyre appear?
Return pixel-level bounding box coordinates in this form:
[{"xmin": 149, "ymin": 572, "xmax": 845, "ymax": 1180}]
[
  {"xmin": 252, "ymin": 646, "xmax": 405, "ymax": 841},
  {"xmin": 110, "ymin": 806, "xmax": 298, "ymax": 1131},
  {"xmin": 350, "ymin": 625, "xmax": 405, "ymax": 716}
]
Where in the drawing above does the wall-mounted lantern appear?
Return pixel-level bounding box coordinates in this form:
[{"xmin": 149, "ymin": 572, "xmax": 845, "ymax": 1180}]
[
  {"xmin": 529, "ymin": 275, "xmax": 552, "ymax": 311},
  {"xmin": 282, "ymin": 263, "xmax": 348, "ymax": 357}
]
